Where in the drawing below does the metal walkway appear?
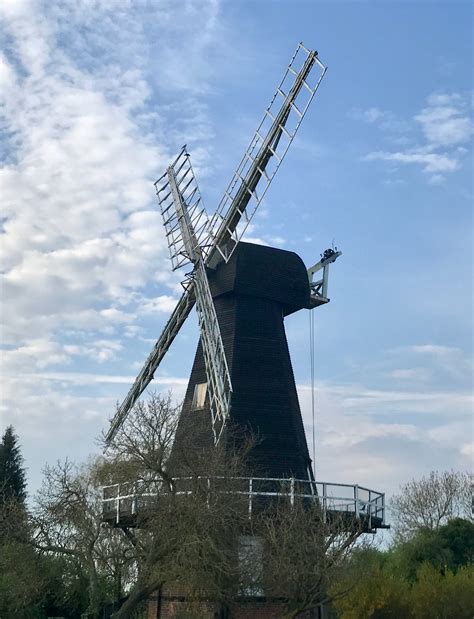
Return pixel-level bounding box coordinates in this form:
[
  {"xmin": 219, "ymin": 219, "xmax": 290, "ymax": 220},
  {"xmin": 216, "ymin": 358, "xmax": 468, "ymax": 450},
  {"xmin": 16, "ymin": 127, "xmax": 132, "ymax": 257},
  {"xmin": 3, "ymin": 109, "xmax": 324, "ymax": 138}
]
[{"xmin": 102, "ymin": 476, "xmax": 387, "ymax": 533}]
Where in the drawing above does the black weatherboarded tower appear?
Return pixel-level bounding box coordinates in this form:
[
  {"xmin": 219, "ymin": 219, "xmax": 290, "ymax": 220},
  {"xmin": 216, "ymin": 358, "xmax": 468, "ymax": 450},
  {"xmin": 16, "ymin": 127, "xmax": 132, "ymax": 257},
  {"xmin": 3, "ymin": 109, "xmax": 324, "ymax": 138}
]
[{"xmin": 175, "ymin": 242, "xmax": 315, "ymax": 481}]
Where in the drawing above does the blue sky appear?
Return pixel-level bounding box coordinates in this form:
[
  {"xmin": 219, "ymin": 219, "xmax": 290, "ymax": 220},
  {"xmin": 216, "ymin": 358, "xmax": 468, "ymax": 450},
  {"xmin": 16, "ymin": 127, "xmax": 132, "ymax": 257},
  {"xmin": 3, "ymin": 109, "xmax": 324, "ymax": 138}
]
[{"xmin": 1, "ymin": 0, "xmax": 472, "ymax": 501}]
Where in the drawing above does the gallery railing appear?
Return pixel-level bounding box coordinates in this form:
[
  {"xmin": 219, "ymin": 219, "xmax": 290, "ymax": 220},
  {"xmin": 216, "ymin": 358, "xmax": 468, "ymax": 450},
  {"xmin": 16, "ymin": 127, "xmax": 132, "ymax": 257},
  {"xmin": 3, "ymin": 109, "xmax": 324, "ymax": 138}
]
[{"xmin": 102, "ymin": 476, "xmax": 386, "ymax": 531}]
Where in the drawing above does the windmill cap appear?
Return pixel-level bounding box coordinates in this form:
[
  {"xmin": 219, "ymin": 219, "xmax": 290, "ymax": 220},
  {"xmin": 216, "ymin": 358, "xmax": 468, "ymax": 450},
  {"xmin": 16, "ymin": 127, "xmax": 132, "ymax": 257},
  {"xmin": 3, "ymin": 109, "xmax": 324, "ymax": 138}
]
[{"xmin": 208, "ymin": 242, "xmax": 311, "ymax": 315}]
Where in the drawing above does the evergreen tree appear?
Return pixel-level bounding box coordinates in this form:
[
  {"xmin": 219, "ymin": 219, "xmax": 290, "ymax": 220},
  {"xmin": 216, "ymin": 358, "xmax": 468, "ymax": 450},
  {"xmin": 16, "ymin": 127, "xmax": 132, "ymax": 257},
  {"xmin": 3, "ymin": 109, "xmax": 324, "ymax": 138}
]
[{"xmin": 0, "ymin": 426, "xmax": 26, "ymax": 504}]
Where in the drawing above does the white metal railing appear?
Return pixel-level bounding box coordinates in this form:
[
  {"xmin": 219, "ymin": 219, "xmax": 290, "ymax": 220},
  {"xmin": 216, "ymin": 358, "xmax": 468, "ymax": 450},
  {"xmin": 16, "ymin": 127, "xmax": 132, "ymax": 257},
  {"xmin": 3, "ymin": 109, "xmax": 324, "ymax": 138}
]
[{"xmin": 102, "ymin": 477, "xmax": 386, "ymax": 530}]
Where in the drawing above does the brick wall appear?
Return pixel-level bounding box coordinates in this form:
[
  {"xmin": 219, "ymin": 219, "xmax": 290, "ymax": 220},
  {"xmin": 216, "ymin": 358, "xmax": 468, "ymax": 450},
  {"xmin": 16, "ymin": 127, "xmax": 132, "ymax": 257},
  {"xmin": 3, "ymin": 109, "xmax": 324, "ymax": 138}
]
[{"xmin": 148, "ymin": 593, "xmax": 323, "ymax": 618}]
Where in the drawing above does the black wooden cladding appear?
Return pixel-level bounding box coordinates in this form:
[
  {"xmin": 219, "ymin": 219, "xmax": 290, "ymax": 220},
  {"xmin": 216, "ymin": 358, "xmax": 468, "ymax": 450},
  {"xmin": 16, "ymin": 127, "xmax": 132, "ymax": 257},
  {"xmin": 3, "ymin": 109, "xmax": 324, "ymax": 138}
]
[
  {"xmin": 170, "ymin": 242, "xmax": 313, "ymax": 481},
  {"xmin": 209, "ymin": 241, "xmax": 312, "ymax": 316}
]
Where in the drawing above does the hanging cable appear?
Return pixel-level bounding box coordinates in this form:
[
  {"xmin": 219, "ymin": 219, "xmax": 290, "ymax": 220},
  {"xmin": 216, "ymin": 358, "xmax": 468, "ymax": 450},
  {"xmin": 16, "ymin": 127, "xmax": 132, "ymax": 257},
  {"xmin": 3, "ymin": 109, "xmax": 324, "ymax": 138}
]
[{"xmin": 309, "ymin": 309, "xmax": 316, "ymax": 478}]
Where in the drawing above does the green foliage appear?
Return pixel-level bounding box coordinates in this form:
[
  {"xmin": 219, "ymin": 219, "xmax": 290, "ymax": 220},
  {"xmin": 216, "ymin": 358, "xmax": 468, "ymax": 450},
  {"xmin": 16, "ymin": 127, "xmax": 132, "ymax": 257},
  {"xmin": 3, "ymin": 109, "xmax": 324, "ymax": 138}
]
[
  {"xmin": 437, "ymin": 517, "xmax": 474, "ymax": 568},
  {"xmin": 391, "ymin": 527, "xmax": 451, "ymax": 581},
  {"xmin": 330, "ymin": 548, "xmax": 410, "ymax": 618},
  {"xmin": 0, "ymin": 542, "xmax": 93, "ymax": 618},
  {"xmin": 0, "ymin": 426, "xmax": 27, "ymax": 503},
  {"xmin": 410, "ymin": 563, "xmax": 474, "ymax": 619},
  {"xmin": 331, "ymin": 518, "xmax": 474, "ymax": 618},
  {"xmin": 41, "ymin": 556, "xmax": 91, "ymax": 618},
  {"xmin": 392, "ymin": 517, "xmax": 474, "ymax": 581},
  {"xmin": 0, "ymin": 543, "xmax": 45, "ymax": 617}
]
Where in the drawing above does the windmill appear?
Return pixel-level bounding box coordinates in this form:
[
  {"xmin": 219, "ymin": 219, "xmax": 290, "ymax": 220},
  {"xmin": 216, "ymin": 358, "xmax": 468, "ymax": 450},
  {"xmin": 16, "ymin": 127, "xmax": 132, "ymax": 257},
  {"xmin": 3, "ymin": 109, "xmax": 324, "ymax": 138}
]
[
  {"xmin": 105, "ymin": 43, "xmax": 337, "ymax": 466},
  {"xmin": 101, "ymin": 41, "xmax": 387, "ymax": 545},
  {"xmin": 103, "ymin": 44, "xmax": 385, "ymax": 533}
]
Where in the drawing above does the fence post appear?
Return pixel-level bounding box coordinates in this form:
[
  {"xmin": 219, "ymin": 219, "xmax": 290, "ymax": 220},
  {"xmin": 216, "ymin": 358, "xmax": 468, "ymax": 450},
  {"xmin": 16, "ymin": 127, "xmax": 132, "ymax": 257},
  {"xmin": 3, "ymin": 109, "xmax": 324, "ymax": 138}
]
[
  {"xmin": 248, "ymin": 478, "xmax": 253, "ymax": 518},
  {"xmin": 116, "ymin": 483, "xmax": 120, "ymax": 525},
  {"xmin": 290, "ymin": 477, "xmax": 295, "ymax": 506},
  {"xmin": 354, "ymin": 484, "xmax": 359, "ymax": 518},
  {"xmin": 132, "ymin": 481, "xmax": 136, "ymax": 516}
]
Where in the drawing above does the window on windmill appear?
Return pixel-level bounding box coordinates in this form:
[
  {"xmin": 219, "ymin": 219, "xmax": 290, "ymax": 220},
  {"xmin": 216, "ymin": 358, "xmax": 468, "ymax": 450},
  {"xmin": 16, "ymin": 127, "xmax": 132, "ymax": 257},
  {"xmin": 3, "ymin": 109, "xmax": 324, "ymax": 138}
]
[{"xmin": 192, "ymin": 382, "xmax": 207, "ymax": 409}]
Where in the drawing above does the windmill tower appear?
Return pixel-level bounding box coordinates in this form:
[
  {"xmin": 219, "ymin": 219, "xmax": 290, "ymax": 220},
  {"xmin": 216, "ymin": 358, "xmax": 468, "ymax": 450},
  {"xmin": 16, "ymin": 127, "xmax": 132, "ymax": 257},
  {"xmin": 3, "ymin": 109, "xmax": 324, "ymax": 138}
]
[{"xmin": 103, "ymin": 40, "xmax": 385, "ymax": 536}]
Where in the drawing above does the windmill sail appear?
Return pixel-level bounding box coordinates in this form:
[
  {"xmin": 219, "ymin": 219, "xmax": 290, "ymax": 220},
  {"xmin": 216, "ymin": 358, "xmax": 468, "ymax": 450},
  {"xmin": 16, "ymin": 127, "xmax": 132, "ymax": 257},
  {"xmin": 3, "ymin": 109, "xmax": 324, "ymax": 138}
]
[
  {"xmin": 206, "ymin": 42, "xmax": 327, "ymax": 268},
  {"xmin": 156, "ymin": 147, "xmax": 210, "ymax": 272},
  {"xmin": 105, "ymin": 289, "xmax": 194, "ymax": 443},
  {"xmin": 161, "ymin": 158, "xmax": 232, "ymax": 443}
]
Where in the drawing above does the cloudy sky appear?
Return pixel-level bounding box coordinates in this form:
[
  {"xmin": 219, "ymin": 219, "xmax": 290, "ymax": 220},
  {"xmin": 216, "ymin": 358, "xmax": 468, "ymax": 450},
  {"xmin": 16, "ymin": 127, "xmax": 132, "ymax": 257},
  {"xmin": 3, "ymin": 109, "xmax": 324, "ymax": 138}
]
[{"xmin": 1, "ymin": 0, "xmax": 472, "ymax": 502}]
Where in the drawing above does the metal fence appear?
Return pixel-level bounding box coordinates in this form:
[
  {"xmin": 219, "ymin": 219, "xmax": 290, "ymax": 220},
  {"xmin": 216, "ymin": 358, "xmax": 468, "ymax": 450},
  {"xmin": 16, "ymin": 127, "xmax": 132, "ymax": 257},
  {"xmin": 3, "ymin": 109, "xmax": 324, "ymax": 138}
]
[{"xmin": 102, "ymin": 476, "xmax": 386, "ymax": 530}]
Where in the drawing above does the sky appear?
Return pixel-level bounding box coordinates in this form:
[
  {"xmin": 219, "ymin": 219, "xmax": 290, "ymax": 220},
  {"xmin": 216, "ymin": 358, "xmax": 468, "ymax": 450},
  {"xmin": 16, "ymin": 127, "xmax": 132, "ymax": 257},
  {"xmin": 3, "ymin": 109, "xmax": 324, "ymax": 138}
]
[{"xmin": 0, "ymin": 0, "xmax": 472, "ymax": 505}]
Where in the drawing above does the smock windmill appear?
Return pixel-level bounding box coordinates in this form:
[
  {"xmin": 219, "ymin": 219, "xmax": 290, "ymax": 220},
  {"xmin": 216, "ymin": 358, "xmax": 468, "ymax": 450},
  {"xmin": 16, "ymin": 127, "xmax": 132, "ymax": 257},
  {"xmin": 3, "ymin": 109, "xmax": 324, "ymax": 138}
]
[
  {"xmin": 105, "ymin": 43, "xmax": 341, "ymax": 478},
  {"xmin": 102, "ymin": 42, "xmax": 387, "ymax": 534},
  {"xmin": 105, "ymin": 43, "xmax": 340, "ymax": 471}
]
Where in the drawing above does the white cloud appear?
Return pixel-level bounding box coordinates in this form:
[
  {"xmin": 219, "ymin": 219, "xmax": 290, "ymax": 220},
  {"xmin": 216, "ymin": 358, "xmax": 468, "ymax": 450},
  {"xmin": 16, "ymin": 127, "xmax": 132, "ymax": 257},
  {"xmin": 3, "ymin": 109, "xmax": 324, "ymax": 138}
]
[
  {"xmin": 360, "ymin": 92, "xmax": 472, "ymax": 183},
  {"xmin": 428, "ymin": 173, "xmax": 445, "ymax": 185},
  {"xmin": 140, "ymin": 295, "xmax": 180, "ymax": 314},
  {"xmin": 239, "ymin": 223, "xmax": 287, "ymax": 248},
  {"xmin": 322, "ymin": 384, "xmax": 472, "ymax": 416},
  {"xmin": 64, "ymin": 339, "xmax": 123, "ymax": 363},
  {"xmin": 408, "ymin": 344, "xmax": 471, "ymax": 376},
  {"xmin": 0, "ymin": 1, "xmax": 221, "ymax": 353},
  {"xmin": 364, "ymin": 149, "xmax": 459, "ymax": 174},
  {"xmin": 0, "ymin": 7, "xmax": 169, "ymax": 354},
  {"xmin": 24, "ymin": 371, "xmax": 189, "ymax": 388},
  {"xmin": 2, "ymin": 339, "xmax": 70, "ymax": 371},
  {"xmin": 297, "ymin": 379, "xmax": 472, "ymax": 496},
  {"xmin": 388, "ymin": 368, "xmax": 432, "ymax": 381},
  {"xmin": 295, "ymin": 341, "xmax": 473, "ymax": 495},
  {"xmin": 409, "ymin": 344, "xmax": 461, "ymax": 356},
  {"xmin": 415, "ymin": 94, "xmax": 472, "ymax": 146},
  {"xmin": 460, "ymin": 443, "xmax": 473, "ymax": 458},
  {"xmin": 349, "ymin": 106, "xmax": 410, "ymax": 133},
  {"xmin": 268, "ymin": 235, "xmax": 286, "ymax": 246},
  {"xmin": 359, "ymin": 107, "xmax": 386, "ymax": 123},
  {"xmin": 386, "ymin": 344, "xmax": 473, "ymax": 386},
  {"xmin": 0, "ymin": 366, "xmax": 189, "ymax": 491},
  {"xmin": 0, "ymin": 0, "xmax": 225, "ymax": 491}
]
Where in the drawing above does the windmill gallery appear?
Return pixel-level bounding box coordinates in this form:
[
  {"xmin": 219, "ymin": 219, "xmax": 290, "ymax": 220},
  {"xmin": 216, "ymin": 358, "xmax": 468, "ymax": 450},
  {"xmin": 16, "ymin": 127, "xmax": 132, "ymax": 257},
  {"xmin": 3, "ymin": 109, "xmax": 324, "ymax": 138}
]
[{"xmin": 101, "ymin": 43, "xmax": 387, "ymax": 617}]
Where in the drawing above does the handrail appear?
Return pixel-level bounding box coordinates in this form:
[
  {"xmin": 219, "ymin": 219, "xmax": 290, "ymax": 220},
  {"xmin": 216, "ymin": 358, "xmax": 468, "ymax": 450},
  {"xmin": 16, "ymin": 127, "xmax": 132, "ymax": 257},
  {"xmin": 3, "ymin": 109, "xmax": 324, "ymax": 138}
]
[
  {"xmin": 102, "ymin": 476, "xmax": 386, "ymax": 530},
  {"xmin": 102, "ymin": 476, "xmax": 383, "ymax": 489}
]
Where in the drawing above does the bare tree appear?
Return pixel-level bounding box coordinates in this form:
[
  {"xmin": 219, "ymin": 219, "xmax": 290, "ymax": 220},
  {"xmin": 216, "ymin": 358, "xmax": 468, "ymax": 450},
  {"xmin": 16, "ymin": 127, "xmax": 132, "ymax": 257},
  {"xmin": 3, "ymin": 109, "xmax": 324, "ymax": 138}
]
[
  {"xmin": 31, "ymin": 458, "xmax": 133, "ymax": 618},
  {"xmin": 101, "ymin": 392, "xmax": 180, "ymax": 490},
  {"xmin": 391, "ymin": 470, "xmax": 471, "ymax": 542},
  {"xmin": 256, "ymin": 500, "xmax": 367, "ymax": 619},
  {"xmin": 99, "ymin": 391, "xmax": 253, "ymax": 618},
  {"xmin": 108, "ymin": 476, "xmax": 249, "ymax": 618}
]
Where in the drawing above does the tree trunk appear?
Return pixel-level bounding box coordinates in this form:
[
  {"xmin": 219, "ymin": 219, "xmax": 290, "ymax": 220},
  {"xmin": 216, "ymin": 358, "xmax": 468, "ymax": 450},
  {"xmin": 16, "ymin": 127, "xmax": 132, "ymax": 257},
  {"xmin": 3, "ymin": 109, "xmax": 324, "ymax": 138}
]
[
  {"xmin": 86, "ymin": 555, "xmax": 101, "ymax": 618},
  {"xmin": 112, "ymin": 579, "xmax": 162, "ymax": 618},
  {"xmin": 115, "ymin": 568, "xmax": 122, "ymax": 603}
]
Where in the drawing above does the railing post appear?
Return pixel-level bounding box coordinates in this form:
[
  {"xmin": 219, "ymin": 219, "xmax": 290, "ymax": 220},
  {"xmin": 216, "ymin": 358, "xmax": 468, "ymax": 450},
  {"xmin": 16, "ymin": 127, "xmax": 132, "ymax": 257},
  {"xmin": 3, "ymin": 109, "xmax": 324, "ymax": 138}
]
[
  {"xmin": 248, "ymin": 478, "xmax": 253, "ymax": 518},
  {"xmin": 206, "ymin": 477, "xmax": 211, "ymax": 509},
  {"xmin": 290, "ymin": 477, "xmax": 295, "ymax": 506},
  {"xmin": 132, "ymin": 482, "xmax": 136, "ymax": 515},
  {"xmin": 116, "ymin": 483, "xmax": 120, "ymax": 525},
  {"xmin": 354, "ymin": 484, "xmax": 359, "ymax": 518}
]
